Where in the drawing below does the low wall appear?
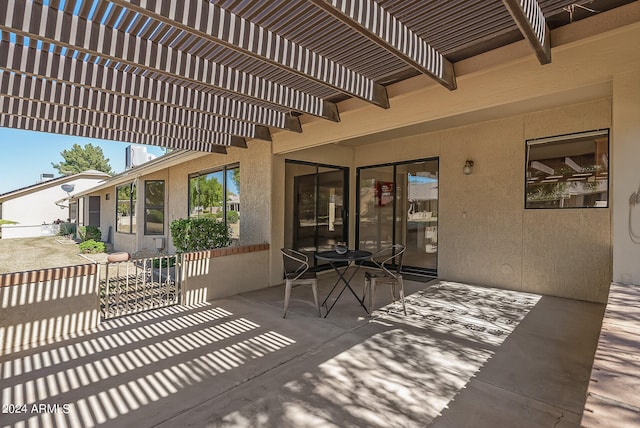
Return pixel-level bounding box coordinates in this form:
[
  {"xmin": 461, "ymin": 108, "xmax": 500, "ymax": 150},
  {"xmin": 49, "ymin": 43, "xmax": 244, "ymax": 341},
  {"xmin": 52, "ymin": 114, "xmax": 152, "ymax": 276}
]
[
  {"xmin": 182, "ymin": 244, "xmax": 270, "ymax": 305},
  {"xmin": 0, "ymin": 244, "xmax": 271, "ymax": 353},
  {"xmin": 1, "ymin": 223, "xmax": 60, "ymax": 239},
  {"xmin": 0, "ymin": 264, "xmax": 100, "ymax": 354},
  {"xmin": 582, "ymin": 283, "xmax": 640, "ymax": 425}
]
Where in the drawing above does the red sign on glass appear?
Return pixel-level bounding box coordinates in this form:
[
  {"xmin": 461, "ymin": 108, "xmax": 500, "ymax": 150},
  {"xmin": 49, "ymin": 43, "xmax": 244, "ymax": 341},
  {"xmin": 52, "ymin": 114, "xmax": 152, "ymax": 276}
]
[{"xmin": 375, "ymin": 181, "xmax": 394, "ymax": 206}]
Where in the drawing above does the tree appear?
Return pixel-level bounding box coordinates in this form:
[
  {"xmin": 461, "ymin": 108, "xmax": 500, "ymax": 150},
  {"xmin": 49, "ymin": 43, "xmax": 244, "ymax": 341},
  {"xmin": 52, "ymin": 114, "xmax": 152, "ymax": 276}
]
[
  {"xmin": 52, "ymin": 143, "xmax": 114, "ymax": 175},
  {"xmin": 190, "ymin": 175, "xmax": 223, "ymax": 214}
]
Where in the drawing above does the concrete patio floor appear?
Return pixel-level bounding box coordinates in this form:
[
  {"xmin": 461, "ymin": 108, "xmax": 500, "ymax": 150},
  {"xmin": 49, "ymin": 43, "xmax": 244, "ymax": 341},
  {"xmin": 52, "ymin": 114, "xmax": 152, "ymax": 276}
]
[{"xmin": 0, "ymin": 270, "xmax": 605, "ymax": 427}]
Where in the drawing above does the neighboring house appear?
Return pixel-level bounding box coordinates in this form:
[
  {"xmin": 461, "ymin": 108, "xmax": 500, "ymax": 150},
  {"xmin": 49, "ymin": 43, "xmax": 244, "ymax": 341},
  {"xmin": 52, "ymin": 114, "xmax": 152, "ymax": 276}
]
[
  {"xmin": 70, "ymin": 7, "xmax": 639, "ymax": 307},
  {"xmin": 0, "ymin": 170, "xmax": 111, "ymax": 239}
]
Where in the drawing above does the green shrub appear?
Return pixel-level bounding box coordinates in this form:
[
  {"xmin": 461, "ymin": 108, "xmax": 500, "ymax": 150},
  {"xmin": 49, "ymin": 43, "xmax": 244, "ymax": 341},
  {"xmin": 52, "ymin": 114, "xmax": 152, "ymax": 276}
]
[
  {"xmin": 152, "ymin": 256, "xmax": 177, "ymax": 268},
  {"xmin": 0, "ymin": 219, "xmax": 17, "ymax": 226},
  {"xmin": 58, "ymin": 222, "xmax": 77, "ymax": 236},
  {"xmin": 170, "ymin": 218, "xmax": 231, "ymax": 253},
  {"xmin": 79, "ymin": 239, "xmax": 106, "ymax": 254},
  {"xmin": 78, "ymin": 225, "xmax": 101, "ymax": 242},
  {"xmin": 226, "ymin": 210, "xmax": 239, "ymax": 224}
]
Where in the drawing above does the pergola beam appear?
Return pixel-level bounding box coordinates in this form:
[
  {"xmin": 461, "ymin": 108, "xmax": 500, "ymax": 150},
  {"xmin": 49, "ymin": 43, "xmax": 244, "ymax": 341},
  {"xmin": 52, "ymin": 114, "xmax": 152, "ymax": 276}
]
[
  {"xmin": 110, "ymin": 0, "xmax": 390, "ymax": 109},
  {"xmin": 0, "ymin": 0, "xmax": 339, "ymax": 122},
  {"xmin": 308, "ymin": 0, "xmax": 456, "ymax": 91},
  {"xmin": 502, "ymin": 0, "xmax": 551, "ymax": 64},
  {"xmin": 0, "ymin": 41, "xmax": 298, "ymax": 134},
  {"xmin": 0, "ymin": 113, "xmax": 230, "ymax": 153},
  {"xmin": 0, "ymin": 71, "xmax": 271, "ymax": 143}
]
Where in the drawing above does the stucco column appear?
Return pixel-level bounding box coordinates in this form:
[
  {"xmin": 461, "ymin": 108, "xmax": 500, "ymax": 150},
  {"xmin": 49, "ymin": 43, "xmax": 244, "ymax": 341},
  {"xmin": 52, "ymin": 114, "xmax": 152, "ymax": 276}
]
[{"xmin": 612, "ymin": 69, "xmax": 640, "ymax": 285}]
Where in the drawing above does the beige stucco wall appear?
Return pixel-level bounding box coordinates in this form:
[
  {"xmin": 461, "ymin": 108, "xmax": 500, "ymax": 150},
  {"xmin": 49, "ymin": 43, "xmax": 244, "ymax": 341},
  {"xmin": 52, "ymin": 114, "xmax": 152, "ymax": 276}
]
[
  {"xmin": 0, "ymin": 265, "xmax": 100, "ymax": 353},
  {"xmin": 612, "ymin": 69, "xmax": 640, "ymax": 285},
  {"xmin": 167, "ymin": 140, "xmax": 271, "ymax": 253},
  {"xmin": 182, "ymin": 247, "xmax": 270, "ymax": 304},
  {"xmin": 87, "ymin": 140, "xmax": 272, "ymax": 257},
  {"xmin": 266, "ymin": 10, "xmax": 639, "ymax": 302},
  {"xmin": 521, "ymin": 100, "xmax": 613, "ymax": 301},
  {"xmin": 271, "ymin": 155, "xmax": 286, "ymax": 285},
  {"xmin": 85, "ymin": 188, "xmax": 116, "ymax": 246},
  {"xmin": 270, "ymin": 100, "xmax": 615, "ymax": 302},
  {"xmin": 347, "ymin": 99, "xmax": 612, "ymax": 302}
]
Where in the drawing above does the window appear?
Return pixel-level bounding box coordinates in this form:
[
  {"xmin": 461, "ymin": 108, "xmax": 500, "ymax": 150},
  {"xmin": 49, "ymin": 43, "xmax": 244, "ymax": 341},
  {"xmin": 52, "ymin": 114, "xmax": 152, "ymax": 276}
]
[
  {"xmin": 189, "ymin": 164, "xmax": 240, "ymax": 239},
  {"xmin": 144, "ymin": 180, "xmax": 165, "ymax": 235},
  {"xmin": 526, "ymin": 129, "xmax": 609, "ymax": 209},
  {"xmin": 88, "ymin": 196, "xmax": 100, "ymax": 227},
  {"xmin": 116, "ymin": 182, "xmax": 137, "ymax": 233}
]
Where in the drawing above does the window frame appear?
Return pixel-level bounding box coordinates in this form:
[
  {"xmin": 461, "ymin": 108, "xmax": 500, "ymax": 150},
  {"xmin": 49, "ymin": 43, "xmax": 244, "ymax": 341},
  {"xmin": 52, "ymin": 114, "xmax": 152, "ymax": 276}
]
[
  {"xmin": 144, "ymin": 180, "xmax": 165, "ymax": 236},
  {"xmin": 524, "ymin": 129, "xmax": 610, "ymax": 210},
  {"xmin": 116, "ymin": 181, "xmax": 137, "ymax": 234},
  {"xmin": 188, "ymin": 163, "xmax": 240, "ymax": 239}
]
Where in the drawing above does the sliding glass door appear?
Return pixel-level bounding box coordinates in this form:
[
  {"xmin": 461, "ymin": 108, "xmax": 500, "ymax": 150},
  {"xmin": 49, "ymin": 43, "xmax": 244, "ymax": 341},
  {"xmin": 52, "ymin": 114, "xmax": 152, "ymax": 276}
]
[
  {"xmin": 357, "ymin": 159, "xmax": 438, "ymax": 275},
  {"xmin": 285, "ymin": 161, "xmax": 348, "ymax": 267}
]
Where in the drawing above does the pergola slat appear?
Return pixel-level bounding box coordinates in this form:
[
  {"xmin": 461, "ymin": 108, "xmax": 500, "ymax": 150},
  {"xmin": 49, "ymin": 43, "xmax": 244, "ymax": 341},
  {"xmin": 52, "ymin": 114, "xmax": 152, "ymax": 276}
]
[
  {"xmin": 0, "ymin": 0, "xmax": 340, "ymax": 122},
  {"xmin": 0, "ymin": 94, "xmax": 257, "ymax": 146},
  {"xmin": 112, "ymin": 0, "xmax": 389, "ymax": 109},
  {"xmin": 502, "ymin": 0, "xmax": 551, "ymax": 64},
  {"xmin": 0, "ymin": 71, "xmax": 272, "ymax": 142},
  {"xmin": 0, "ymin": 0, "xmax": 575, "ymax": 155},
  {"xmin": 0, "ymin": 41, "xmax": 299, "ymax": 133},
  {"xmin": 0, "ymin": 113, "xmax": 229, "ymax": 153},
  {"xmin": 308, "ymin": 0, "xmax": 456, "ymax": 91}
]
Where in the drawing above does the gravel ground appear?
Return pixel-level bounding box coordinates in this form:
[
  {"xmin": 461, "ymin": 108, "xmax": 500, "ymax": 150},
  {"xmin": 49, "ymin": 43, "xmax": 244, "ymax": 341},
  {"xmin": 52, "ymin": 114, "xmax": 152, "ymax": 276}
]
[{"xmin": 0, "ymin": 236, "xmax": 94, "ymax": 274}]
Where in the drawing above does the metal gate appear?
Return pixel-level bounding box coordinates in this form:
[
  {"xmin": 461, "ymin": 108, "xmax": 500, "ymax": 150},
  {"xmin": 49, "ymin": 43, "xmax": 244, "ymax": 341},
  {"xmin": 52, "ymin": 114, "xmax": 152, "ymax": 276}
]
[{"xmin": 99, "ymin": 255, "xmax": 180, "ymax": 319}]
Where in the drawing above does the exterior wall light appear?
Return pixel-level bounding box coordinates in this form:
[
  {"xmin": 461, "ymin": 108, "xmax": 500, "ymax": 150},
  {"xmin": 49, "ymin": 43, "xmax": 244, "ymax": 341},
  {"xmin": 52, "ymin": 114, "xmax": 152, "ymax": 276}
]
[{"xmin": 463, "ymin": 159, "xmax": 474, "ymax": 175}]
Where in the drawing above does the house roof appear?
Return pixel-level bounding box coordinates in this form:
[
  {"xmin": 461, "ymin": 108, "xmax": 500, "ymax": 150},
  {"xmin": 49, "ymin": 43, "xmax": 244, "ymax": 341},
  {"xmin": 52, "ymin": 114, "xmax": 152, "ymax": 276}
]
[
  {"xmin": 0, "ymin": 170, "xmax": 111, "ymax": 201},
  {"xmin": 70, "ymin": 150, "xmax": 207, "ymax": 197},
  {"xmin": 0, "ymin": 0, "xmax": 635, "ymax": 153}
]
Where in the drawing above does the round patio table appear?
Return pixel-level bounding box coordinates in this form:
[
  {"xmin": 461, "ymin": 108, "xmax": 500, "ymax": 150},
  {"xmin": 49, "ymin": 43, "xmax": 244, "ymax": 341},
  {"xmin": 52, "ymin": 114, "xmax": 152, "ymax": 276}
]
[{"xmin": 315, "ymin": 250, "xmax": 372, "ymax": 317}]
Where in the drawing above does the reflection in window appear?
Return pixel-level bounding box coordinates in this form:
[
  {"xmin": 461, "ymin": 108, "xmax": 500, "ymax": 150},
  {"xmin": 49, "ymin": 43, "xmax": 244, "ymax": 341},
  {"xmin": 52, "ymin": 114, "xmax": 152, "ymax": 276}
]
[
  {"xmin": 144, "ymin": 180, "xmax": 165, "ymax": 235},
  {"xmin": 116, "ymin": 182, "xmax": 136, "ymax": 233},
  {"xmin": 189, "ymin": 164, "xmax": 240, "ymax": 240},
  {"xmin": 526, "ymin": 129, "xmax": 609, "ymax": 209}
]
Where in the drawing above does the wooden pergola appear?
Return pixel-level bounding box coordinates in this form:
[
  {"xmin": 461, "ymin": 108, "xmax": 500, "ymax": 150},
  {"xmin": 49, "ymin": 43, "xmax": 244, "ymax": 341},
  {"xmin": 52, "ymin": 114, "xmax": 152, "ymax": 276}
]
[{"xmin": 0, "ymin": 0, "xmax": 629, "ymax": 153}]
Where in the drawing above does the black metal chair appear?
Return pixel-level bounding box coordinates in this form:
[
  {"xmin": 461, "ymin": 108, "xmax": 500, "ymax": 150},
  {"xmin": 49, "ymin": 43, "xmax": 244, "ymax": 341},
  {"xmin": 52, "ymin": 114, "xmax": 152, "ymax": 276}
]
[
  {"xmin": 363, "ymin": 244, "xmax": 406, "ymax": 316},
  {"xmin": 281, "ymin": 248, "xmax": 320, "ymax": 318}
]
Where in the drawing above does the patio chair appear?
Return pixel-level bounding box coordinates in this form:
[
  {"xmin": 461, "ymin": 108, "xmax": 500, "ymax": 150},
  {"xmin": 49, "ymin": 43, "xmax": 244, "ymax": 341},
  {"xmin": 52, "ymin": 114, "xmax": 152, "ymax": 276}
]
[
  {"xmin": 281, "ymin": 248, "xmax": 321, "ymax": 318},
  {"xmin": 363, "ymin": 244, "xmax": 406, "ymax": 316}
]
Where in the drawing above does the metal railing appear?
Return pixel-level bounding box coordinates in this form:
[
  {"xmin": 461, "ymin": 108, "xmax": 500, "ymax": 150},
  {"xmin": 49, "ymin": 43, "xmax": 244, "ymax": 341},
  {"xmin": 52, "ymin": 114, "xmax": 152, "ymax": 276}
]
[{"xmin": 99, "ymin": 254, "xmax": 180, "ymax": 319}]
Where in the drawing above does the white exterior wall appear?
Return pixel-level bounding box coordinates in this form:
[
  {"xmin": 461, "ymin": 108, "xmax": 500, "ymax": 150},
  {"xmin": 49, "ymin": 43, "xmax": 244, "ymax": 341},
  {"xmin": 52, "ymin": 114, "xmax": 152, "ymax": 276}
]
[{"xmin": 2, "ymin": 177, "xmax": 104, "ymax": 225}]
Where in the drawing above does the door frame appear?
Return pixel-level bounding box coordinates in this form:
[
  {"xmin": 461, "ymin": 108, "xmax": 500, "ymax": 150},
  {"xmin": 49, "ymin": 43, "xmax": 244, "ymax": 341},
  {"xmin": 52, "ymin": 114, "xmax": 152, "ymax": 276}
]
[
  {"xmin": 356, "ymin": 157, "xmax": 439, "ymax": 278},
  {"xmin": 285, "ymin": 159, "xmax": 349, "ymax": 269}
]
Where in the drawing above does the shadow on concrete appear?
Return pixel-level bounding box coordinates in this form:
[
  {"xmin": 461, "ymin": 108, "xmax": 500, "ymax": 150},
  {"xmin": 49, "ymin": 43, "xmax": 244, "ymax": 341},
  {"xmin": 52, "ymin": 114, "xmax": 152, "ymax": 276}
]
[{"xmin": 0, "ymin": 275, "xmax": 605, "ymax": 428}]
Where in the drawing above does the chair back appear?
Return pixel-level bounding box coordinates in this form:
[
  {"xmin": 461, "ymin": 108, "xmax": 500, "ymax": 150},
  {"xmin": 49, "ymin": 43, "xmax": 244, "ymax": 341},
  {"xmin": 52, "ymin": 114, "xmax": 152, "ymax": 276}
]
[
  {"xmin": 281, "ymin": 248, "xmax": 311, "ymax": 281},
  {"xmin": 370, "ymin": 244, "xmax": 405, "ymax": 278}
]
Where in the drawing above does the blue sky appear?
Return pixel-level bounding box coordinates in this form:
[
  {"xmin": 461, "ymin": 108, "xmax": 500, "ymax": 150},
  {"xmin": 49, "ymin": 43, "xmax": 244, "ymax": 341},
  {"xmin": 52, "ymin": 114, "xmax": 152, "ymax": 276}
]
[{"xmin": 0, "ymin": 128, "xmax": 166, "ymax": 194}]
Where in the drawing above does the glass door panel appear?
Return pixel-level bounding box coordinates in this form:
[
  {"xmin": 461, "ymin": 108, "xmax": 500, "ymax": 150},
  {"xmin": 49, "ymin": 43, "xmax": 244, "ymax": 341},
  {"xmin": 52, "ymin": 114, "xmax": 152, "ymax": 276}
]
[
  {"xmin": 397, "ymin": 161, "xmax": 438, "ymax": 271},
  {"xmin": 316, "ymin": 168, "xmax": 346, "ymax": 252},
  {"xmin": 358, "ymin": 166, "xmax": 394, "ymax": 252},
  {"xmin": 286, "ymin": 161, "xmax": 348, "ymax": 268},
  {"xmin": 357, "ymin": 159, "xmax": 438, "ymax": 275}
]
